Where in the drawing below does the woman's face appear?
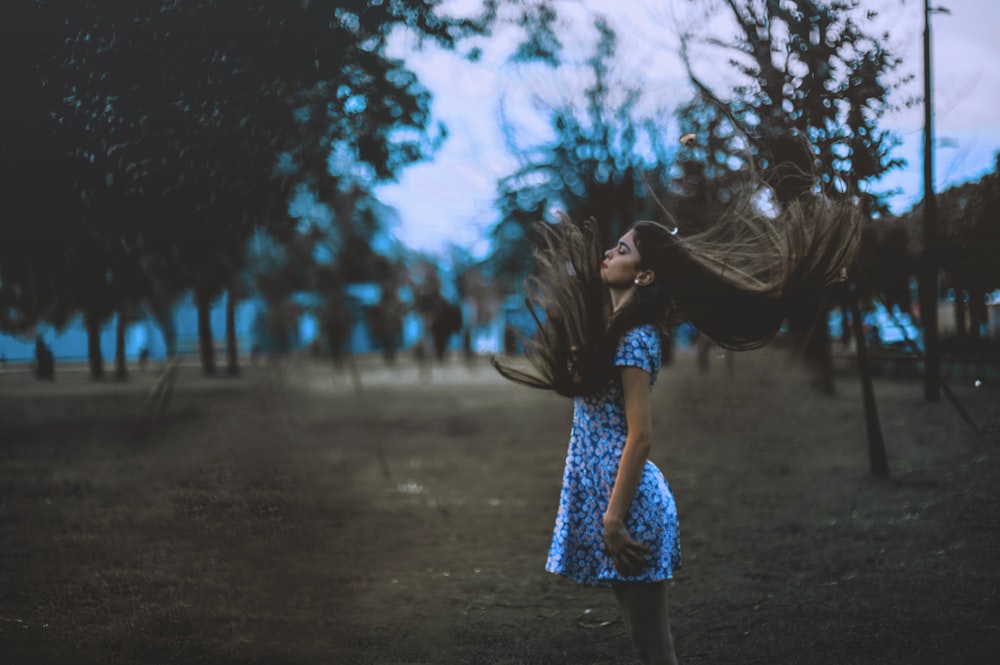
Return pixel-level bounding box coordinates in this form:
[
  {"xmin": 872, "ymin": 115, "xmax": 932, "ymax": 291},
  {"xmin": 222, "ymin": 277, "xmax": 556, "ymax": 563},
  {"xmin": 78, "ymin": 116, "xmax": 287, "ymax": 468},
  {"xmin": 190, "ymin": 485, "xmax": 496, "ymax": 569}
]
[{"xmin": 600, "ymin": 229, "xmax": 642, "ymax": 288}]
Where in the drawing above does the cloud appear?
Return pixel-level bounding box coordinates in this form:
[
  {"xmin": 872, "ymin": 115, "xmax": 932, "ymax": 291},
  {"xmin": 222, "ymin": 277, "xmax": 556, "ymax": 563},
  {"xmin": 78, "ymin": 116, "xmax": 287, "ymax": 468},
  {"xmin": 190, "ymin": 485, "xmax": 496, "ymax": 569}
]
[{"xmin": 380, "ymin": 0, "xmax": 1000, "ymax": 252}]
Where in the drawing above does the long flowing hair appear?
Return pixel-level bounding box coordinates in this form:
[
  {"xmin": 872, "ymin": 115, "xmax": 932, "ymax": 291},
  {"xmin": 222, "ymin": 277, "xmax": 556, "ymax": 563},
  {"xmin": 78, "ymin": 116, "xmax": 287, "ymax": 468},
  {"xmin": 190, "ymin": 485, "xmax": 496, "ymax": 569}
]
[{"xmin": 492, "ymin": 189, "xmax": 861, "ymax": 397}]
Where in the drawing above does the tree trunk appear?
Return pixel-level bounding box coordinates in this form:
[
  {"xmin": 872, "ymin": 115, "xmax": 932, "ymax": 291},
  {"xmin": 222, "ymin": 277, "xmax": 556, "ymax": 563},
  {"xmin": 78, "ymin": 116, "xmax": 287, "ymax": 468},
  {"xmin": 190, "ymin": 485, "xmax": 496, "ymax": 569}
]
[
  {"xmin": 848, "ymin": 286, "xmax": 889, "ymax": 479},
  {"xmin": 697, "ymin": 335, "xmax": 711, "ymax": 374},
  {"xmin": 838, "ymin": 298, "xmax": 853, "ymax": 348},
  {"xmin": 225, "ymin": 288, "xmax": 239, "ymax": 376},
  {"xmin": 85, "ymin": 309, "xmax": 104, "ymax": 381},
  {"xmin": 954, "ymin": 291, "xmax": 967, "ymax": 340},
  {"xmin": 152, "ymin": 299, "xmax": 177, "ymax": 358},
  {"xmin": 918, "ymin": 268, "xmax": 941, "ymax": 401},
  {"xmin": 382, "ymin": 328, "xmax": 398, "ymax": 365},
  {"xmin": 114, "ymin": 309, "xmax": 128, "ymax": 381},
  {"xmin": 969, "ymin": 287, "xmax": 984, "ymax": 342},
  {"xmin": 195, "ymin": 287, "xmax": 216, "ymax": 376},
  {"xmin": 789, "ymin": 299, "xmax": 835, "ymax": 395},
  {"xmin": 462, "ymin": 328, "xmax": 473, "ymax": 364},
  {"xmin": 326, "ymin": 329, "xmax": 344, "ymax": 366}
]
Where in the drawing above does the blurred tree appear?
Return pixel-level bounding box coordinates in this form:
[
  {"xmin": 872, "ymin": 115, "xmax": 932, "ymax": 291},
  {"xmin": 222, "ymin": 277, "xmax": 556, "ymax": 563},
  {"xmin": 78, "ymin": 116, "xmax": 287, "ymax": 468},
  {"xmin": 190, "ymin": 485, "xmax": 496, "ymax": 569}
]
[
  {"xmin": 430, "ymin": 300, "xmax": 464, "ymax": 360},
  {"xmin": 451, "ymin": 244, "xmax": 504, "ymax": 359},
  {"xmin": 932, "ymin": 154, "xmax": 1000, "ymax": 342},
  {"xmin": 681, "ymin": 0, "xmax": 904, "ymax": 205},
  {"xmin": 0, "ymin": 0, "xmax": 83, "ymax": 348},
  {"xmin": 489, "ymin": 17, "xmax": 677, "ymax": 290},
  {"xmin": 410, "ymin": 257, "xmax": 463, "ymax": 361},
  {"xmin": 855, "ymin": 214, "xmax": 919, "ymax": 325},
  {"xmin": 250, "ymin": 225, "xmax": 318, "ymax": 356},
  {"xmin": 679, "ymin": 0, "xmax": 905, "ymax": 392},
  {"xmin": 248, "ymin": 180, "xmax": 403, "ymax": 366},
  {"xmin": 310, "ymin": 183, "xmax": 399, "ymax": 365},
  {"xmin": 365, "ymin": 257, "xmax": 408, "ymax": 365},
  {"xmin": 1, "ymin": 0, "xmax": 489, "ymax": 377},
  {"xmin": 670, "ymin": 98, "xmax": 755, "ymax": 233}
]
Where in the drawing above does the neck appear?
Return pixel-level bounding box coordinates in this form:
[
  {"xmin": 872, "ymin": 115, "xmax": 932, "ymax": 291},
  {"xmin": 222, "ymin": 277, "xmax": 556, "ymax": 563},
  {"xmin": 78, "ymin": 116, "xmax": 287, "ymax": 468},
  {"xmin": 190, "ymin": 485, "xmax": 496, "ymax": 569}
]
[{"xmin": 608, "ymin": 285, "xmax": 637, "ymax": 314}]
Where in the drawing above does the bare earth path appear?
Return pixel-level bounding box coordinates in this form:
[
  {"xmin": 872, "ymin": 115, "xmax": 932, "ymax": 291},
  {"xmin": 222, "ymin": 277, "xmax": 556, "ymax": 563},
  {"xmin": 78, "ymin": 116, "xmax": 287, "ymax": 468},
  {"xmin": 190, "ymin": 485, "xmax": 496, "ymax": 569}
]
[{"xmin": 1, "ymin": 349, "xmax": 997, "ymax": 664}]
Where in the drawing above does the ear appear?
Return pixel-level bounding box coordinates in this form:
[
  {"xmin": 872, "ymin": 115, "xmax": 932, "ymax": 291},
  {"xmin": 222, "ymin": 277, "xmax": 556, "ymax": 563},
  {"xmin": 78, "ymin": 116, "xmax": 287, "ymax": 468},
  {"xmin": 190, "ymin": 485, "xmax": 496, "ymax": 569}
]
[{"xmin": 635, "ymin": 269, "xmax": 655, "ymax": 287}]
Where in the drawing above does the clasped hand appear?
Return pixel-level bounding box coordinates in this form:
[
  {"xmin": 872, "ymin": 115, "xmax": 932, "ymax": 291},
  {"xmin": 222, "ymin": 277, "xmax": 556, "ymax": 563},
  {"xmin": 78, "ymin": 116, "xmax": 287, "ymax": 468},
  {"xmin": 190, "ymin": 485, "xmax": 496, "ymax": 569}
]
[{"xmin": 602, "ymin": 514, "xmax": 651, "ymax": 577}]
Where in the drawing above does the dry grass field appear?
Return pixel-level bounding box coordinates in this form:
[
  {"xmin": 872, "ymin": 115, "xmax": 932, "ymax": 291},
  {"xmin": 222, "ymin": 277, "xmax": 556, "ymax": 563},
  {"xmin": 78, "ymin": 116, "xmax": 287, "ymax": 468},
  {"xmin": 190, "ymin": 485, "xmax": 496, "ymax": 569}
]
[{"xmin": 1, "ymin": 348, "xmax": 997, "ymax": 664}]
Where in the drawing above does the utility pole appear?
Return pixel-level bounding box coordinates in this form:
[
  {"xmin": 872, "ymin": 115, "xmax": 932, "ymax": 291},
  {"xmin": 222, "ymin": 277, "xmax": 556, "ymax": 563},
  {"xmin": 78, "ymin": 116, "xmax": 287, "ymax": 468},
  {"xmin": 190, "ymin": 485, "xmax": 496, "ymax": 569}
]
[{"xmin": 920, "ymin": 0, "xmax": 941, "ymax": 402}]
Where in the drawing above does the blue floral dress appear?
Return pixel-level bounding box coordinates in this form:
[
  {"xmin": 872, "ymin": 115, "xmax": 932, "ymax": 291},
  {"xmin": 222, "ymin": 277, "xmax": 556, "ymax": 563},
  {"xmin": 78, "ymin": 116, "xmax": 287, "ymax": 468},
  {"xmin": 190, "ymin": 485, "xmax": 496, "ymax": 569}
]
[{"xmin": 545, "ymin": 324, "xmax": 681, "ymax": 587}]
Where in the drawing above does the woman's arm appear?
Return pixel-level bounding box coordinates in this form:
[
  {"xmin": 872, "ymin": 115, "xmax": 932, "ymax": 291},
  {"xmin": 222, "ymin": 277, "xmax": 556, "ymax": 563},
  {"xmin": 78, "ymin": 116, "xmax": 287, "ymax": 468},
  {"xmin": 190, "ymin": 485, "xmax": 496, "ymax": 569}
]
[{"xmin": 602, "ymin": 365, "xmax": 654, "ymax": 575}]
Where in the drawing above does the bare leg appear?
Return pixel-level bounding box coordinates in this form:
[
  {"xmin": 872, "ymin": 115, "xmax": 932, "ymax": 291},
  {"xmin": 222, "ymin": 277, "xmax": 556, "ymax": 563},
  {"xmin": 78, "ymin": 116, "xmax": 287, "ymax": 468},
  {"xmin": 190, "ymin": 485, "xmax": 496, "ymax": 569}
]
[{"xmin": 612, "ymin": 581, "xmax": 678, "ymax": 665}]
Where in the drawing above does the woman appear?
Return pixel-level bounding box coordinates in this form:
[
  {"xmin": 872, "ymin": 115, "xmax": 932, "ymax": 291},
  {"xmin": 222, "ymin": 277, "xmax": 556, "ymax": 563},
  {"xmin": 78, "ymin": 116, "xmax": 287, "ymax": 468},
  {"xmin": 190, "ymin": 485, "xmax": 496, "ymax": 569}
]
[{"xmin": 493, "ymin": 193, "xmax": 859, "ymax": 664}]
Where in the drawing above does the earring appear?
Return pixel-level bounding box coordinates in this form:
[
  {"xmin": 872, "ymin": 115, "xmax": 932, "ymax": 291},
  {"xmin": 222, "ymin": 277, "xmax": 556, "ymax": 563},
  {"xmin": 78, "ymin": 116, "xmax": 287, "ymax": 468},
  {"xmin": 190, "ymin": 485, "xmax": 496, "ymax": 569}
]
[{"xmin": 634, "ymin": 279, "xmax": 640, "ymax": 285}]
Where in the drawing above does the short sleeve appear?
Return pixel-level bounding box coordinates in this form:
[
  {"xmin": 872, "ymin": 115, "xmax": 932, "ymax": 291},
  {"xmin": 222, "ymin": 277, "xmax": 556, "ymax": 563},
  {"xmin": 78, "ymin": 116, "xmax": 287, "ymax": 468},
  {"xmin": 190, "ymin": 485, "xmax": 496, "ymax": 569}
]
[{"xmin": 614, "ymin": 325, "xmax": 661, "ymax": 380}]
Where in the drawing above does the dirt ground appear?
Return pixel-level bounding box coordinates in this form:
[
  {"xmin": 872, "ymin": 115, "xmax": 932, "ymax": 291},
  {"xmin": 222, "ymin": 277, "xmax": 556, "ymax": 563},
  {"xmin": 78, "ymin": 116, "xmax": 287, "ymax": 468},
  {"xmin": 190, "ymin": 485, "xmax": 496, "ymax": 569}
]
[{"xmin": 0, "ymin": 347, "xmax": 998, "ymax": 665}]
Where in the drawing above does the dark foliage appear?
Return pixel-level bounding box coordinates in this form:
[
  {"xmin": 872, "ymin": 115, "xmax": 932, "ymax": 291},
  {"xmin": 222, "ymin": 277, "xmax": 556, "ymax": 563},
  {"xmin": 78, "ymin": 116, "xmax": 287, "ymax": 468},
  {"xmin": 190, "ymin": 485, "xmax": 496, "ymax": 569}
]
[{"xmin": 0, "ymin": 0, "xmax": 485, "ymax": 375}]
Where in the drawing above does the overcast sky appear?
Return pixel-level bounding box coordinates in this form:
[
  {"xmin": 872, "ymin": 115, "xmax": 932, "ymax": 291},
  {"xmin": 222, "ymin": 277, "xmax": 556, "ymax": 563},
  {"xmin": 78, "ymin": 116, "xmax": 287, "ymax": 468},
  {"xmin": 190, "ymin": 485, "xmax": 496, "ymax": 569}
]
[{"xmin": 376, "ymin": 0, "xmax": 1000, "ymax": 257}]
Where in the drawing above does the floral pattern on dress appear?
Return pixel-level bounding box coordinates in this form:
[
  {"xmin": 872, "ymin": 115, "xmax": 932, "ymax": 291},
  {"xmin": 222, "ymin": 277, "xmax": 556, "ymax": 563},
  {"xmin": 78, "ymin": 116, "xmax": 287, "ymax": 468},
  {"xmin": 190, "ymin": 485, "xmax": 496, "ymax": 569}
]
[{"xmin": 545, "ymin": 324, "xmax": 682, "ymax": 587}]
